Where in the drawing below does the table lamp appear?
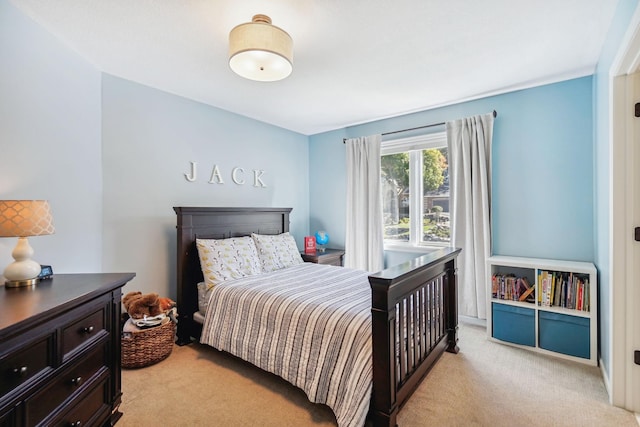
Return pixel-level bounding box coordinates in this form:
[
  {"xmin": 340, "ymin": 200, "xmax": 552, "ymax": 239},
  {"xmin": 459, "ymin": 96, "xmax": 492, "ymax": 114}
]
[{"xmin": 0, "ymin": 200, "xmax": 55, "ymax": 287}]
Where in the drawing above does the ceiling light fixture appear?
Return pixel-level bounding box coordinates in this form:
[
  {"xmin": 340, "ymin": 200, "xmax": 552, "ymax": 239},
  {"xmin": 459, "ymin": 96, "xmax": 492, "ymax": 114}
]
[{"xmin": 228, "ymin": 14, "xmax": 293, "ymax": 82}]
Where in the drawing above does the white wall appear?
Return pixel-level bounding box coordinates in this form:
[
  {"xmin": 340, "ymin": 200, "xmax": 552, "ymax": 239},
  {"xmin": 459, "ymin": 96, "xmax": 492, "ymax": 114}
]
[
  {"xmin": 101, "ymin": 75, "xmax": 310, "ymax": 299},
  {"xmin": 0, "ymin": 0, "xmax": 103, "ymax": 275}
]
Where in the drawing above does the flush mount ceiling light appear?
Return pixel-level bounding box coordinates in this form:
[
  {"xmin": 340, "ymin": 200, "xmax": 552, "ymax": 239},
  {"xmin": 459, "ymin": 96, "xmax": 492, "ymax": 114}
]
[{"xmin": 228, "ymin": 14, "xmax": 293, "ymax": 82}]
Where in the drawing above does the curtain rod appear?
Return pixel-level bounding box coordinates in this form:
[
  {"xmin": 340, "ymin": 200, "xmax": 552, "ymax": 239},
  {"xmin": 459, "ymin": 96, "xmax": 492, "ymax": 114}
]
[{"xmin": 342, "ymin": 110, "xmax": 497, "ymax": 143}]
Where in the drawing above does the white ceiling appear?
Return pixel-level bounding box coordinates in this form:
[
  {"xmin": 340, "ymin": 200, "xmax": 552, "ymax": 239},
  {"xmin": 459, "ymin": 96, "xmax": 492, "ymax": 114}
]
[{"xmin": 10, "ymin": 0, "xmax": 619, "ymax": 135}]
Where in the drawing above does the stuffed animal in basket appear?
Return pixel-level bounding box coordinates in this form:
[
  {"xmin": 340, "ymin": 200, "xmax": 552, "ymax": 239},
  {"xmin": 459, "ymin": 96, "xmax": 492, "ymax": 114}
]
[{"xmin": 122, "ymin": 291, "xmax": 176, "ymax": 320}]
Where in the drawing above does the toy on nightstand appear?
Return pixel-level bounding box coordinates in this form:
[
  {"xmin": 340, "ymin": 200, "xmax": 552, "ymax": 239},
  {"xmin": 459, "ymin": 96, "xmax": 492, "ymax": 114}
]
[
  {"xmin": 304, "ymin": 236, "xmax": 317, "ymax": 254},
  {"xmin": 314, "ymin": 231, "xmax": 329, "ymax": 252}
]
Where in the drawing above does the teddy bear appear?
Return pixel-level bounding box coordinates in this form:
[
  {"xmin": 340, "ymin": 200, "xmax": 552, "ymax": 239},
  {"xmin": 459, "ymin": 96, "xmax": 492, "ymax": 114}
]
[{"xmin": 122, "ymin": 291, "xmax": 176, "ymax": 319}]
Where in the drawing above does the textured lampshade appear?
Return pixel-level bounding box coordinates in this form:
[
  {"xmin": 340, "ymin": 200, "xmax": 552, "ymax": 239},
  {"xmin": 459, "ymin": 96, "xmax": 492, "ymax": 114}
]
[
  {"xmin": 0, "ymin": 200, "xmax": 55, "ymax": 237},
  {"xmin": 0, "ymin": 200, "xmax": 55, "ymax": 287},
  {"xmin": 229, "ymin": 14, "xmax": 293, "ymax": 82}
]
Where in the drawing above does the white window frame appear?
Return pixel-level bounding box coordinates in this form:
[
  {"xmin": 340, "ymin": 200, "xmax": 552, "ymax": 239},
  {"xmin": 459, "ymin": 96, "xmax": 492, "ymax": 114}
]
[{"xmin": 381, "ymin": 131, "xmax": 448, "ymax": 252}]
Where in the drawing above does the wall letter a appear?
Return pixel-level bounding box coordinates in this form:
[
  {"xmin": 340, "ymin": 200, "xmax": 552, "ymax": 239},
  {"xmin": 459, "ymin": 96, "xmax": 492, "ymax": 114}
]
[{"xmin": 209, "ymin": 165, "xmax": 224, "ymax": 184}]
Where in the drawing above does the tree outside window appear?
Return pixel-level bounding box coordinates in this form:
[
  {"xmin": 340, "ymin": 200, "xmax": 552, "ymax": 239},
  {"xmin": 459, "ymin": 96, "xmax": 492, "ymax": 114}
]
[{"xmin": 381, "ymin": 133, "xmax": 449, "ymax": 246}]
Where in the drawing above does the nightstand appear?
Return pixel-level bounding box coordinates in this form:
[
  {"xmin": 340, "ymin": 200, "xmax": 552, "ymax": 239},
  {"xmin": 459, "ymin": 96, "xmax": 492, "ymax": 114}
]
[{"xmin": 301, "ymin": 249, "xmax": 345, "ymax": 266}]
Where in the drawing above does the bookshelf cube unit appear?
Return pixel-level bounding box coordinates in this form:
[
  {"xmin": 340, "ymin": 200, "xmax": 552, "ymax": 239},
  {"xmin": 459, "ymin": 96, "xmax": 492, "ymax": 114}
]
[{"xmin": 486, "ymin": 255, "xmax": 597, "ymax": 366}]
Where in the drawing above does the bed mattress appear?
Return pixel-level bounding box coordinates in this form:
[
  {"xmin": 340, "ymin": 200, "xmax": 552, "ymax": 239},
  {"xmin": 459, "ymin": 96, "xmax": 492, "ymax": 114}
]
[{"xmin": 200, "ymin": 263, "xmax": 372, "ymax": 427}]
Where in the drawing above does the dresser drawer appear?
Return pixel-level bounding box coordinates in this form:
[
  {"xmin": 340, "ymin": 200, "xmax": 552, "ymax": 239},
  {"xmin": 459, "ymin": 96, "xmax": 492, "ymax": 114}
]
[
  {"xmin": 0, "ymin": 407, "xmax": 15, "ymax": 427},
  {"xmin": 62, "ymin": 305, "xmax": 107, "ymax": 359},
  {"xmin": 323, "ymin": 257, "xmax": 343, "ymax": 266},
  {"xmin": 47, "ymin": 372, "xmax": 110, "ymax": 427},
  {"xmin": 25, "ymin": 343, "xmax": 107, "ymax": 426},
  {"xmin": 0, "ymin": 334, "xmax": 54, "ymax": 399}
]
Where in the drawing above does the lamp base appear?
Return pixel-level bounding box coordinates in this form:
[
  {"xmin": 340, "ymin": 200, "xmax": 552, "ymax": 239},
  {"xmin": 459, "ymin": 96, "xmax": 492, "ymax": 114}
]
[
  {"xmin": 3, "ymin": 237, "xmax": 42, "ymax": 287},
  {"xmin": 4, "ymin": 277, "xmax": 39, "ymax": 288}
]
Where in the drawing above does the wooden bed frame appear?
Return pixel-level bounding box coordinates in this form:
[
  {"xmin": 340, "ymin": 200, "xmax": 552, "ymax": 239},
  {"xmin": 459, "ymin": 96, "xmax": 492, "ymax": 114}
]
[{"xmin": 174, "ymin": 206, "xmax": 461, "ymax": 427}]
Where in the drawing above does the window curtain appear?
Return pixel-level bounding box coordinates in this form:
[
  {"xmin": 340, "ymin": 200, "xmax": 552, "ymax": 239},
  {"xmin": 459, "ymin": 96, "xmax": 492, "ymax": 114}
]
[
  {"xmin": 446, "ymin": 113, "xmax": 494, "ymax": 319},
  {"xmin": 345, "ymin": 135, "xmax": 384, "ymax": 272}
]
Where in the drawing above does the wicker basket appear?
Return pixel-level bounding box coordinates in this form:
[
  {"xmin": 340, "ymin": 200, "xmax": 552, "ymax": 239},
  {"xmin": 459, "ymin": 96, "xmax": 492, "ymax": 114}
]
[{"xmin": 121, "ymin": 319, "xmax": 176, "ymax": 369}]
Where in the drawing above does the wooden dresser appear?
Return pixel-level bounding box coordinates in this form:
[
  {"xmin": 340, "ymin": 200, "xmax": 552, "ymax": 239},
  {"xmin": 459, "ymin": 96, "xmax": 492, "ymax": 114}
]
[{"xmin": 0, "ymin": 273, "xmax": 135, "ymax": 427}]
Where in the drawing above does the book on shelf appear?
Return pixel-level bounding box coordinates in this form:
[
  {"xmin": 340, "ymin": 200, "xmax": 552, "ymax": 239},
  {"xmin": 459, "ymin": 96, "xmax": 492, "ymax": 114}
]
[
  {"xmin": 553, "ymin": 274, "xmax": 562, "ymax": 307},
  {"xmin": 577, "ymin": 284, "xmax": 583, "ymax": 311},
  {"xmin": 491, "ymin": 275, "xmax": 498, "ymax": 298},
  {"xmin": 538, "ymin": 270, "xmax": 550, "ymax": 307},
  {"xmin": 518, "ymin": 285, "xmax": 535, "ymax": 302}
]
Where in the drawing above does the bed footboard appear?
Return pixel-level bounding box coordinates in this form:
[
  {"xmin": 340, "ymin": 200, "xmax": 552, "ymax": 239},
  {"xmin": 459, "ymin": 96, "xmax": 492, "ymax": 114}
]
[{"xmin": 368, "ymin": 247, "xmax": 461, "ymax": 427}]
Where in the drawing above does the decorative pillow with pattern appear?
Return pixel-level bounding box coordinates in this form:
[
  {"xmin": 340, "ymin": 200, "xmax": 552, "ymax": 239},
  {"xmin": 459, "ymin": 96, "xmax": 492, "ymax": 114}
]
[
  {"xmin": 196, "ymin": 236, "xmax": 262, "ymax": 289},
  {"xmin": 252, "ymin": 232, "xmax": 304, "ymax": 273}
]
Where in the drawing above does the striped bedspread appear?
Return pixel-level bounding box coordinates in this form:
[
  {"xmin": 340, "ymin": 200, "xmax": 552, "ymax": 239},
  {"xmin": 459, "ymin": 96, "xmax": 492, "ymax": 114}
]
[{"xmin": 201, "ymin": 263, "xmax": 373, "ymax": 427}]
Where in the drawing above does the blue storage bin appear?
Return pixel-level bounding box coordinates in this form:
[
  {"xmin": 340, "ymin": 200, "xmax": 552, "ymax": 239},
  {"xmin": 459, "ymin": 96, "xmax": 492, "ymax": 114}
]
[
  {"xmin": 539, "ymin": 311, "xmax": 590, "ymax": 359},
  {"xmin": 492, "ymin": 303, "xmax": 535, "ymax": 346}
]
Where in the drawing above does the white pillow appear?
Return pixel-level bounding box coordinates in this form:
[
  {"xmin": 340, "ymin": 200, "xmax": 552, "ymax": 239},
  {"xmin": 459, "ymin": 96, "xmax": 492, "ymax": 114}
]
[
  {"xmin": 196, "ymin": 236, "xmax": 262, "ymax": 289},
  {"xmin": 252, "ymin": 232, "xmax": 304, "ymax": 273}
]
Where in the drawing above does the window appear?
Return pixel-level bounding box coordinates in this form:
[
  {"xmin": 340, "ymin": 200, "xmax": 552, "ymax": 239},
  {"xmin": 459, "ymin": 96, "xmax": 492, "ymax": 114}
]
[{"xmin": 381, "ymin": 132, "xmax": 449, "ymax": 247}]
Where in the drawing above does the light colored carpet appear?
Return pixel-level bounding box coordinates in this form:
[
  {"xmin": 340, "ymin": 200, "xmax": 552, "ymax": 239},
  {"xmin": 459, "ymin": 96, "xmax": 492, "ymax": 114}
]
[{"xmin": 118, "ymin": 322, "xmax": 637, "ymax": 426}]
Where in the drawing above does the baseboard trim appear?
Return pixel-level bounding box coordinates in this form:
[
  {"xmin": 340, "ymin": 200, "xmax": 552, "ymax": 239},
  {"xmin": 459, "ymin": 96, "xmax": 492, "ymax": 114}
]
[
  {"xmin": 459, "ymin": 315, "xmax": 487, "ymax": 328},
  {"xmin": 600, "ymin": 356, "xmax": 612, "ymax": 404}
]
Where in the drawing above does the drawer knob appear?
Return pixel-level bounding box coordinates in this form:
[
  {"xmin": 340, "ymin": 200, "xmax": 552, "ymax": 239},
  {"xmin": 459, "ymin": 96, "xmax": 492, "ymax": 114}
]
[
  {"xmin": 70, "ymin": 376, "xmax": 83, "ymax": 386},
  {"xmin": 68, "ymin": 421, "xmax": 81, "ymax": 427},
  {"xmin": 12, "ymin": 366, "xmax": 28, "ymax": 376},
  {"xmin": 82, "ymin": 326, "xmax": 94, "ymax": 334}
]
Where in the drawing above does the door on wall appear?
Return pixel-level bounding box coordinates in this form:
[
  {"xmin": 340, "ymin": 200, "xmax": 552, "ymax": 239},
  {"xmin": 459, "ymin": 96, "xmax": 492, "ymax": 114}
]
[{"xmin": 632, "ymin": 70, "xmax": 640, "ymax": 414}]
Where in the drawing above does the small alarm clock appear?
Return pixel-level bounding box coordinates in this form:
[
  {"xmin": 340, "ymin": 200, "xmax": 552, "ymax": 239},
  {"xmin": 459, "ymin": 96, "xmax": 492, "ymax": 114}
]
[{"xmin": 37, "ymin": 265, "xmax": 54, "ymax": 280}]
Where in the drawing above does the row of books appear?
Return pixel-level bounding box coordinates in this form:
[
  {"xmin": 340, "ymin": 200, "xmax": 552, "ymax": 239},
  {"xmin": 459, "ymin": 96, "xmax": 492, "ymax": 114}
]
[
  {"xmin": 491, "ymin": 271, "xmax": 591, "ymax": 312},
  {"xmin": 538, "ymin": 270, "xmax": 590, "ymax": 312},
  {"xmin": 491, "ymin": 274, "xmax": 535, "ymax": 303}
]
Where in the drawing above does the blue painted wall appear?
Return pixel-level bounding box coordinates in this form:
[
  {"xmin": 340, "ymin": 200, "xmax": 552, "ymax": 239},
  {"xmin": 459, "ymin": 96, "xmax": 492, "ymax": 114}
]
[
  {"xmin": 102, "ymin": 75, "xmax": 310, "ymax": 299},
  {"xmin": 309, "ymin": 128, "xmax": 348, "ymax": 249},
  {"xmin": 594, "ymin": 0, "xmax": 639, "ymax": 389},
  {"xmin": 310, "ymin": 77, "xmax": 595, "ymax": 266},
  {"xmin": 0, "ymin": 0, "xmax": 103, "ymax": 274}
]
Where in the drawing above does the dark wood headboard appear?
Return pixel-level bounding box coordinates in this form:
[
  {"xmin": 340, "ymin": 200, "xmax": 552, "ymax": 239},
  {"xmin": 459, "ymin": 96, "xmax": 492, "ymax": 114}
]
[{"xmin": 173, "ymin": 207, "xmax": 292, "ymax": 344}]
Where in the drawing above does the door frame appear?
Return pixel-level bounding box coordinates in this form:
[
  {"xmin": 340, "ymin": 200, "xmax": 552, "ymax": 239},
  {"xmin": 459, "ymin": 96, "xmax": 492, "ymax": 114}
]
[{"xmin": 611, "ymin": 3, "xmax": 640, "ymax": 411}]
